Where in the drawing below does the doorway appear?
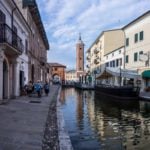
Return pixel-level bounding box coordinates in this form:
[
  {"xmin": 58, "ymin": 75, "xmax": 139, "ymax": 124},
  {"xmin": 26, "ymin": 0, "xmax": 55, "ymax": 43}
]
[
  {"xmin": 3, "ymin": 60, "xmax": 8, "ymax": 99},
  {"xmin": 20, "ymin": 70, "xmax": 24, "ymax": 91}
]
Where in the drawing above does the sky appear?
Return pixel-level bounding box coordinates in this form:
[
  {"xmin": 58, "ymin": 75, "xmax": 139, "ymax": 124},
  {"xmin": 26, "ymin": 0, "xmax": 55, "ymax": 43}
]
[{"xmin": 36, "ymin": 0, "xmax": 150, "ymax": 69}]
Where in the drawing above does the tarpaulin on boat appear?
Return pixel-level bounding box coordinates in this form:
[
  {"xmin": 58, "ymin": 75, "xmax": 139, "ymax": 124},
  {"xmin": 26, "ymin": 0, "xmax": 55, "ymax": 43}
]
[{"xmin": 96, "ymin": 67, "xmax": 141, "ymax": 79}]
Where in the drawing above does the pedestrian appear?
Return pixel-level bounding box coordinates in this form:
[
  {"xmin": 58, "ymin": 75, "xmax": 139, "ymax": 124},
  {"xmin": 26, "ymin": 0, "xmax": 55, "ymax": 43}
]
[
  {"xmin": 44, "ymin": 81, "xmax": 50, "ymax": 96},
  {"xmin": 27, "ymin": 81, "xmax": 33, "ymax": 97},
  {"xmin": 34, "ymin": 80, "xmax": 42, "ymax": 97}
]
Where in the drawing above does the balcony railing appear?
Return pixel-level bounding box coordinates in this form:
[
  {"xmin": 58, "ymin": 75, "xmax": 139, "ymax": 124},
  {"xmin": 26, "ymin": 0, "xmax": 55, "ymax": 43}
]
[
  {"xmin": 86, "ymin": 55, "xmax": 90, "ymax": 60},
  {"xmin": 94, "ymin": 48, "xmax": 99, "ymax": 54},
  {"xmin": 86, "ymin": 64, "xmax": 90, "ymax": 68},
  {"xmin": 0, "ymin": 23, "xmax": 24, "ymax": 53},
  {"xmin": 94, "ymin": 59, "xmax": 99, "ymax": 64}
]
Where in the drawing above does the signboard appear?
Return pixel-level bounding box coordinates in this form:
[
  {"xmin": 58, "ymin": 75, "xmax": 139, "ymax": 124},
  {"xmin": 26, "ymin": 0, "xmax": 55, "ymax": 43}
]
[
  {"xmin": 139, "ymin": 54, "xmax": 148, "ymax": 61},
  {"xmin": 23, "ymin": 0, "xmax": 35, "ymax": 8}
]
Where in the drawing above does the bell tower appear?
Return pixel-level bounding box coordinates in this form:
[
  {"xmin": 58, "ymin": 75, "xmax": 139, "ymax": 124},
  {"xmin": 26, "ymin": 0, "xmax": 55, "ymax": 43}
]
[{"xmin": 76, "ymin": 33, "xmax": 84, "ymax": 77}]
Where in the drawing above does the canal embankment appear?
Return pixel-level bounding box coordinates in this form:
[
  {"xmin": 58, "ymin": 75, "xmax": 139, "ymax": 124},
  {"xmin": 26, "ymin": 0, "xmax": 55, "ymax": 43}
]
[{"xmin": 42, "ymin": 86, "xmax": 73, "ymax": 150}]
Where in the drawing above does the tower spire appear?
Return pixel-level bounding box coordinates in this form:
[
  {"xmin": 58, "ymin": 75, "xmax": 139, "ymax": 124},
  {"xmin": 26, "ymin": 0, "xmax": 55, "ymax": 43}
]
[{"xmin": 79, "ymin": 32, "xmax": 81, "ymax": 40}]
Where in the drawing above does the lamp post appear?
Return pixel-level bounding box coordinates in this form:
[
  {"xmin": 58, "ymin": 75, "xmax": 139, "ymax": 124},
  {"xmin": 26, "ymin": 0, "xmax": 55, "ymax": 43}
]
[{"xmin": 94, "ymin": 70, "xmax": 97, "ymax": 86}]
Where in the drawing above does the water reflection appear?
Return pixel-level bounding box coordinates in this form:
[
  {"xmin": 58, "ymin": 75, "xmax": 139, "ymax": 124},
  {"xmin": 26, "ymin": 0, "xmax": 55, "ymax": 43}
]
[{"xmin": 60, "ymin": 88, "xmax": 150, "ymax": 150}]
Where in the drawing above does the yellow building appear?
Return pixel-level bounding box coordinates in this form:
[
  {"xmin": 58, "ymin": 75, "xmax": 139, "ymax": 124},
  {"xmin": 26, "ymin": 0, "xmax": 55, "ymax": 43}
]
[{"xmin": 86, "ymin": 29, "xmax": 124, "ymax": 84}]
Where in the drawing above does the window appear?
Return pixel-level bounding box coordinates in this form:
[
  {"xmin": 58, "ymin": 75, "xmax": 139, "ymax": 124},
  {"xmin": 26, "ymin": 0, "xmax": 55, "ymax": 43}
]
[
  {"xmin": 113, "ymin": 60, "xmax": 115, "ymax": 67},
  {"xmin": 0, "ymin": 10, "xmax": 6, "ymax": 23},
  {"xmin": 134, "ymin": 33, "xmax": 138, "ymax": 43},
  {"xmin": 119, "ymin": 50, "xmax": 121, "ymax": 54},
  {"xmin": 139, "ymin": 31, "xmax": 144, "ymax": 41},
  {"xmin": 25, "ymin": 39, "xmax": 28, "ymax": 54},
  {"xmin": 116, "ymin": 59, "xmax": 119, "ymax": 67},
  {"xmin": 110, "ymin": 61, "xmax": 112, "ymax": 67},
  {"xmin": 55, "ymin": 68, "xmax": 57, "ymax": 71},
  {"xmin": 126, "ymin": 38, "xmax": 129, "ymax": 46},
  {"xmin": 126, "ymin": 55, "xmax": 129, "ymax": 63},
  {"xmin": 106, "ymin": 62, "xmax": 109, "ymax": 67},
  {"xmin": 112, "ymin": 53, "xmax": 114, "ymax": 57},
  {"xmin": 134, "ymin": 52, "xmax": 138, "ymax": 62},
  {"xmin": 0, "ymin": 10, "xmax": 6, "ymax": 42}
]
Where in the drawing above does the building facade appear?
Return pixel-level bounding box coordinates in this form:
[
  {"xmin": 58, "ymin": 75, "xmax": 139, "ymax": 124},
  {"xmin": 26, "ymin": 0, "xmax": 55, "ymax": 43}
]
[
  {"xmin": 123, "ymin": 11, "xmax": 150, "ymax": 91},
  {"xmin": 86, "ymin": 11, "xmax": 150, "ymax": 92},
  {"xmin": 48, "ymin": 63, "xmax": 66, "ymax": 83},
  {"xmin": 15, "ymin": 0, "xmax": 49, "ymax": 83},
  {"xmin": 0, "ymin": 0, "xmax": 30, "ymax": 100},
  {"xmin": 0, "ymin": 0, "xmax": 49, "ymax": 102},
  {"xmin": 65, "ymin": 70, "xmax": 78, "ymax": 83},
  {"xmin": 86, "ymin": 29, "xmax": 124, "ymax": 85}
]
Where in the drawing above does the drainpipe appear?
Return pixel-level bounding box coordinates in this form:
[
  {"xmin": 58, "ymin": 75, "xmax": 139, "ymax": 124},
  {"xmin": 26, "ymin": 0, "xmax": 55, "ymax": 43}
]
[
  {"xmin": 123, "ymin": 29, "xmax": 126, "ymax": 86},
  {"xmin": 11, "ymin": 7, "xmax": 17, "ymax": 29}
]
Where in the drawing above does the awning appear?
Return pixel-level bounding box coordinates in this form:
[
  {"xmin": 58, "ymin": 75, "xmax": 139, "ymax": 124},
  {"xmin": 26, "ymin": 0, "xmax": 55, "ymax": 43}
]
[
  {"xmin": 96, "ymin": 70, "xmax": 113, "ymax": 79},
  {"xmin": 96, "ymin": 67, "xmax": 141, "ymax": 79},
  {"xmin": 142, "ymin": 70, "xmax": 150, "ymax": 78}
]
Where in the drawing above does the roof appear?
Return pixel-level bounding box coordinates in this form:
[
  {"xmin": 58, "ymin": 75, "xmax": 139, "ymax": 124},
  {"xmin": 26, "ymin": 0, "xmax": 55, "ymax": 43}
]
[
  {"xmin": 23, "ymin": 0, "xmax": 49, "ymax": 50},
  {"xmin": 66, "ymin": 70, "xmax": 76, "ymax": 73},
  {"xmin": 122, "ymin": 10, "xmax": 150, "ymax": 29},
  {"xmin": 48, "ymin": 63, "xmax": 66, "ymax": 68}
]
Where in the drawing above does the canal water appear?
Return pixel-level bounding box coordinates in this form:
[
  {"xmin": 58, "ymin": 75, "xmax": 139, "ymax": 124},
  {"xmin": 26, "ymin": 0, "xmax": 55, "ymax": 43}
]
[{"xmin": 60, "ymin": 88, "xmax": 150, "ymax": 150}]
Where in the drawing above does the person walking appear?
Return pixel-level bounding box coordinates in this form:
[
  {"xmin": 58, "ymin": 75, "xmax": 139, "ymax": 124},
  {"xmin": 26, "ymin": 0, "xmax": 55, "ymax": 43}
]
[
  {"xmin": 44, "ymin": 81, "xmax": 50, "ymax": 96},
  {"xmin": 34, "ymin": 80, "xmax": 42, "ymax": 97}
]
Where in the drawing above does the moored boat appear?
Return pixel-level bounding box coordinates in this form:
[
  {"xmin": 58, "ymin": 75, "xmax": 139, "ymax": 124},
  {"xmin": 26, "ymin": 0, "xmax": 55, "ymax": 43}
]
[{"xmin": 95, "ymin": 84, "xmax": 140, "ymax": 100}]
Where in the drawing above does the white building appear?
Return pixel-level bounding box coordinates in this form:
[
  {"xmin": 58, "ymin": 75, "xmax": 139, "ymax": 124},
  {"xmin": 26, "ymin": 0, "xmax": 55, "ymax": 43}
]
[
  {"xmin": 123, "ymin": 10, "xmax": 150, "ymax": 91},
  {"xmin": 65, "ymin": 70, "xmax": 78, "ymax": 83},
  {"xmin": 0, "ymin": 0, "xmax": 30, "ymax": 101},
  {"xmin": 100, "ymin": 46, "xmax": 124, "ymax": 86}
]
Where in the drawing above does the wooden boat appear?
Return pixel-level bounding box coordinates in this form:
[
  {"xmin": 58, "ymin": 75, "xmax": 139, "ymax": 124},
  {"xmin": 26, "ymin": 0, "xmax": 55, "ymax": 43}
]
[{"xmin": 95, "ymin": 84, "xmax": 140, "ymax": 100}]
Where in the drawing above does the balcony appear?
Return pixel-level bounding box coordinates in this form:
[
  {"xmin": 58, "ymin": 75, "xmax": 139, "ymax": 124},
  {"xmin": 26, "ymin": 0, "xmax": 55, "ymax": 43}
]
[
  {"xmin": 86, "ymin": 64, "xmax": 90, "ymax": 68},
  {"xmin": 86, "ymin": 55, "xmax": 90, "ymax": 61},
  {"xmin": 94, "ymin": 48, "xmax": 99, "ymax": 54},
  {"xmin": 0, "ymin": 23, "xmax": 24, "ymax": 55},
  {"xmin": 94, "ymin": 59, "xmax": 99, "ymax": 64}
]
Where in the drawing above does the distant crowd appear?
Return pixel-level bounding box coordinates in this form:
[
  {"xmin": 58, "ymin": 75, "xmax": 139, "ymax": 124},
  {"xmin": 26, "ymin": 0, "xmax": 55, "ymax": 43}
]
[{"xmin": 24, "ymin": 80, "xmax": 50, "ymax": 97}]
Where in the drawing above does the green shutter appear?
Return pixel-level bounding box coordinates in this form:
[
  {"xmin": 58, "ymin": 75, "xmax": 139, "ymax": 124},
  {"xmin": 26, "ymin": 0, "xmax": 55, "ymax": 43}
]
[
  {"xmin": 140, "ymin": 31, "xmax": 144, "ymax": 40},
  {"xmin": 126, "ymin": 55, "xmax": 128, "ymax": 63},
  {"xmin": 126, "ymin": 38, "xmax": 129, "ymax": 46},
  {"xmin": 135, "ymin": 33, "xmax": 138, "ymax": 43},
  {"xmin": 134, "ymin": 52, "xmax": 138, "ymax": 61}
]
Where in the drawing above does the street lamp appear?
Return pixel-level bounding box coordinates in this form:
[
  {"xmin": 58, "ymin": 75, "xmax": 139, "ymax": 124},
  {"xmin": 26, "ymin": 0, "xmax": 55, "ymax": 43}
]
[{"xmin": 94, "ymin": 70, "xmax": 97, "ymax": 86}]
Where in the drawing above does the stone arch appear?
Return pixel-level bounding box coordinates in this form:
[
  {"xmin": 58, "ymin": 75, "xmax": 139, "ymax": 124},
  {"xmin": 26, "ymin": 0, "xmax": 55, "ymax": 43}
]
[{"xmin": 52, "ymin": 73, "xmax": 61, "ymax": 81}]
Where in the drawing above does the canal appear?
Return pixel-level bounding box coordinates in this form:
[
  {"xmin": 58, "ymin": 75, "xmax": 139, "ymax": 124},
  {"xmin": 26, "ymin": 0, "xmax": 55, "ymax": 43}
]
[{"xmin": 60, "ymin": 88, "xmax": 150, "ymax": 150}]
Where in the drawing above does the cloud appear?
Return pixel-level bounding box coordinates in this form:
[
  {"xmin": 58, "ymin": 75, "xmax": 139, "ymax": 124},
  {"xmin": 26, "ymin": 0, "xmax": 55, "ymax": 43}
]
[{"xmin": 37, "ymin": 0, "xmax": 150, "ymax": 69}]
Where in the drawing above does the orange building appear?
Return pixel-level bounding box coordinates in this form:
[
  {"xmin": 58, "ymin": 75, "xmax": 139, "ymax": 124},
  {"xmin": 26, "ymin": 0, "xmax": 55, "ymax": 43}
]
[{"xmin": 48, "ymin": 63, "xmax": 66, "ymax": 83}]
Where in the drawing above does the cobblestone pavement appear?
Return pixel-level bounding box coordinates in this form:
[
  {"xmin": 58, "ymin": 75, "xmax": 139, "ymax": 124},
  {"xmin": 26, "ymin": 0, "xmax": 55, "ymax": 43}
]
[{"xmin": 0, "ymin": 85, "xmax": 60, "ymax": 150}]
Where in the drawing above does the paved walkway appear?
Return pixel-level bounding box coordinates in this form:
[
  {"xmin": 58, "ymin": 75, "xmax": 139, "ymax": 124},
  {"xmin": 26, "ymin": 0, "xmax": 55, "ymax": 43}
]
[
  {"xmin": 140, "ymin": 91, "xmax": 150, "ymax": 100},
  {"xmin": 0, "ymin": 85, "xmax": 59, "ymax": 150}
]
